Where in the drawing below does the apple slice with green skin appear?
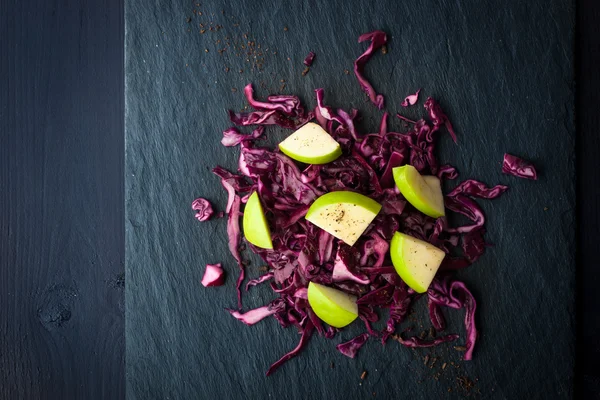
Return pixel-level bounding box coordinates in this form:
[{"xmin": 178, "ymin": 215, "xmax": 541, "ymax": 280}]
[
  {"xmin": 278, "ymin": 122, "xmax": 342, "ymax": 164},
  {"xmin": 393, "ymin": 165, "xmax": 445, "ymax": 218},
  {"xmin": 243, "ymin": 191, "xmax": 273, "ymax": 249},
  {"xmin": 305, "ymin": 191, "xmax": 381, "ymax": 246},
  {"xmin": 390, "ymin": 231, "xmax": 446, "ymax": 293},
  {"xmin": 307, "ymin": 281, "xmax": 358, "ymax": 328}
]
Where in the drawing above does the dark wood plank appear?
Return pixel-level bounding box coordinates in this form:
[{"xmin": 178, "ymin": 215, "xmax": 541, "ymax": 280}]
[
  {"xmin": 0, "ymin": 1, "xmax": 125, "ymax": 398},
  {"xmin": 578, "ymin": 0, "xmax": 600, "ymax": 397}
]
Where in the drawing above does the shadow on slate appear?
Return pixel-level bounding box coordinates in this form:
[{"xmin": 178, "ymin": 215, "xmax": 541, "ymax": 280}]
[{"xmin": 125, "ymin": 0, "xmax": 574, "ymax": 398}]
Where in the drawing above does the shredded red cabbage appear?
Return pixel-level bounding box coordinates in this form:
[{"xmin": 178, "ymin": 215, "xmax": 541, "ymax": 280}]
[
  {"xmin": 221, "ymin": 126, "xmax": 264, "ymax": 147},
  {"xmin": 227, "ymin": 195, "xmax": 244, "ymax": 309},
  {"xmin": 190, "ymin": 30, "xmax": 535, "ymax": 375},
  {"xmin": 304, "ymin": 51, "xmax": 315, "ymax": 66},
  {"xmin": 502, "ymin": 153, "xmax": 538, "ymax": 180},
  {"xmin": 447, "ymin": 179, "xmax": 508, "ymax": 199},
  {"xmin": 336, "ymin": 333, "xmax": 369, "ymax": 358},
  {"xmin": 245, "ymin": 272, "xmax": 274, "ymax": 291},
  {"xmin": 332, "ymin": 246, "xmax": 370, "ymax": 285},
  {"xmin": 266, "ymin": 320, "xmax": 314, "ymax": 376},
  {"xmin": 401, "ymin": 89, "xmax": 421, "ymax": 107},
  {"xmin": 424, "ymin": 97, "xmax": 457, "ymax": 143},
  {"xmin": 191, "ymin": 198, "xmax": 214, "ymax": 221},
  {"xmin": 201, "ymin": 263, "xmax": 225, "ymax": 287},
  {"xmin": 227, "ymin": 299, "xmax": 286, "ymax": 325},
  {"xmin": 354, "ymin": 31, "xmax": 387, "ymax": 109},
  {"xmin": 227, "ymin": 84, "xmax": 314, "ymax": 130},
  {"xmin": 428, "ymin": 278, "xmax": 478, "ymax": 360},
  {"xmin": 393, "ymin": 334, "xmax": 460, "ymax": 348}
]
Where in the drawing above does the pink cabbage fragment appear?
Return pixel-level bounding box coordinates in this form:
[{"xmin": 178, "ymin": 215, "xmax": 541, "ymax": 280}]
[
  {"xmin": 191, "ymin": 198, "xmax": 214, "ymax": 221},
  {"xmin": 221, "ymin": 126, "xmax": 264, "ymax": 147},
  {"xmin": 227, "ymin": 299, "xmax": 285, "ymax": 326},
  {"xmin": 245, "ymin": 272, "xmax": 274, "ymax": 291},
  {"xmin": 201, "ymin": 263, "xmax": 225, "ymax": 287},
  {"xmin": 303, "ymin": 51, "xmax": 315, "ymax": 66},
  {"xmin": 336, "ymin": 333, "xmax": 369, "ymax": 358},
  {"xmin": 502, "ymin": 153, "xmax": 538, "ymax": 180},
  {"xmin": 401, "ymin": 89, "xmax": 421, "ymax": 107}
]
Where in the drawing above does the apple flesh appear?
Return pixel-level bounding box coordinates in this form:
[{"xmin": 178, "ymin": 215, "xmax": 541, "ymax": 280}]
[
  {"xmin": 393, "ymin": 165, "xmax": 445, "ymax": 218},
  {"xmin": 278, "ymin": 122, "xmax": 342, "ymax": 164},
  {"xmin": 423, "ymin": 174, "xmax": 442, "ymax": 193},
  {"xmin": 307, "ymin": 281, "xmax": 358, "ymax": 328},
  {"xmin": 390, "ymin": 231, "xmax": 446, "ymax": 293},
  {"xmin": 242, "ymin": 191, "xmax": 273, "ymax": 249},
  {"xmin": 305, "ymin": 191, "xmax": 382, "ymax": 246}
]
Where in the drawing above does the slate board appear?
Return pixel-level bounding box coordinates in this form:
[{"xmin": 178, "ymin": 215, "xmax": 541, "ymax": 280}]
[{"xmin": 125, "ymin": 0, "xmax": 575, "ymax": 398}]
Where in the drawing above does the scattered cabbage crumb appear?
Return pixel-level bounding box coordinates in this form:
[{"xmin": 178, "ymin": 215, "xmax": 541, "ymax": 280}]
[
  {"xmin": 191, "ymin": 198, "xmax": 214, "ymax": 221},
  {"xmin": 201, "ymin": 263, "xmax": 225, "ymax": 287}
]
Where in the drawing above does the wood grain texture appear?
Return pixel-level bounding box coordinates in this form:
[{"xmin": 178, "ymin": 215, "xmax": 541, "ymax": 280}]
[
  {"xmin": 0, "ymin": 1, "xmax": 125, "ymax": 399},
  {"xmin": 578, "ymin": 0, "xmax": 600, "ymax": 398}
]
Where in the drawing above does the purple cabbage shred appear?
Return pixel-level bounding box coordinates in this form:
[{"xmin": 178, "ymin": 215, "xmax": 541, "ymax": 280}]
[
  {"xmin": 336, "ymin": 333, "xmax": 369, "ymax": 358},
  {"xmin": 502, "ymin": 153, "xmax": 538, "ymax": 180},
  {"xmin": 401, "ymin": 89, "xmax": 421, "ymax": 107},
  {"xmin": 191, "ymin": 198, "xmax": 214, "ymax": 221},
  {"xmin": 354, "ymin": 31, "xmax": 387, "ymax": 109},
  {"xmin": 304, "ymin": 51, "xmax": 316, "ymax": 66}
]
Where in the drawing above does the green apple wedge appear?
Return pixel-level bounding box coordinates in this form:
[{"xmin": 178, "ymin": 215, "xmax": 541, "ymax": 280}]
[
  {"xmin": 278, "ymin": 122, "xmax": 342, "ymax": 164},
  {"xmin": 307, "ymin": 281, "xmax": 358, "ymax": 328},
  {"xmin": 305, "ymin": 191, "xmax": 381, "ymax": 246},
  {"xmin": 242, "ymin": 191, "xmax": 273, "ymax": 249},
  {"xmin": 390, "ymin": 231, "xmax": 446, "ymax": 293},
  {"xmin": 393, "ymin": 165, "xmax": 445, "ymax": 218}
]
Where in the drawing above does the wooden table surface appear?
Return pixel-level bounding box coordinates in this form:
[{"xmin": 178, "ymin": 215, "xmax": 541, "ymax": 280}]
[
  {"xmin": 0, "ymin": 0, "xmax": 598, "ymax": 398},
  {"xmin": 0, "ymin": 1, "xmax": 124, "ymax": 399}
]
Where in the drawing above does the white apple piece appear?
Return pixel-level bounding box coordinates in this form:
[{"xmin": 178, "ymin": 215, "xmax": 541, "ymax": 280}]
[
  {"xmin": 305, "ymin": 191, "xmax": 382, "ymax": 246},
  {"xmin": 278, "ymin": 122, "xmax": 342, "ymax": 164},
  {"xmin": 390, "ymin": 231, "xmax": 446, "ymax": 293}
]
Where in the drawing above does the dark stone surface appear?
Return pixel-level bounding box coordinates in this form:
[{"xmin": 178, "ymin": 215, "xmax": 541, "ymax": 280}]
[{"xmin": 126, "ymin": 1, "xmax": 575, "ymax": 399}]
